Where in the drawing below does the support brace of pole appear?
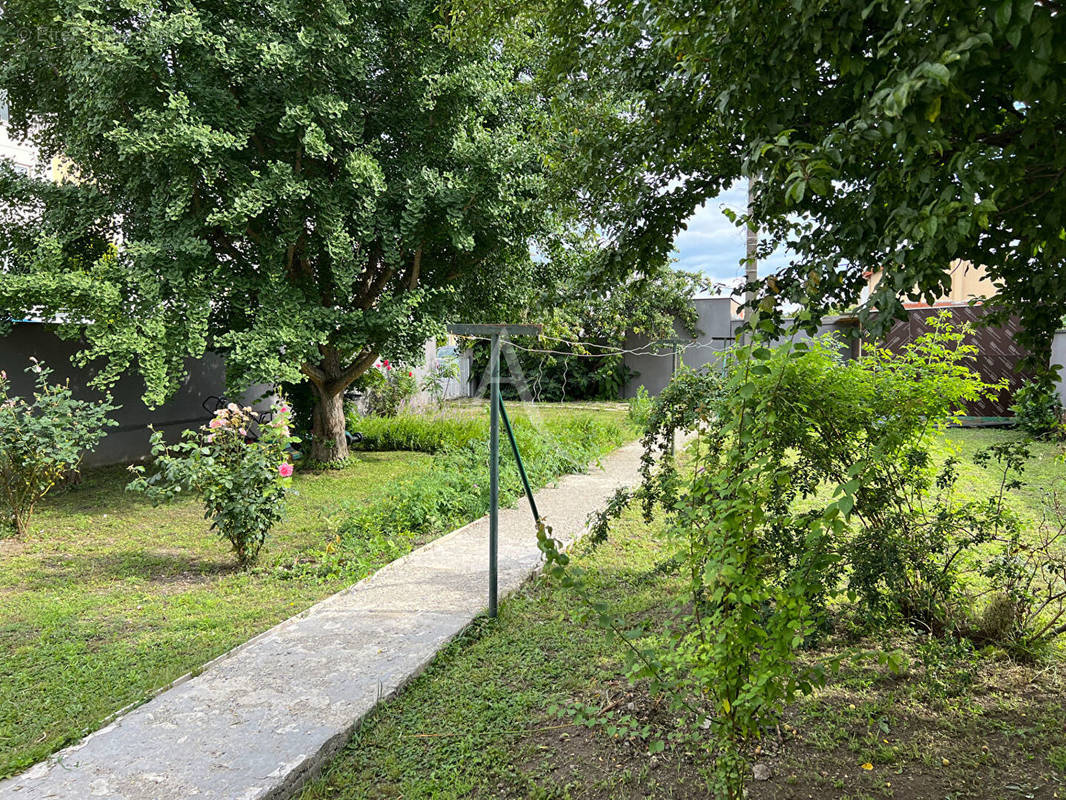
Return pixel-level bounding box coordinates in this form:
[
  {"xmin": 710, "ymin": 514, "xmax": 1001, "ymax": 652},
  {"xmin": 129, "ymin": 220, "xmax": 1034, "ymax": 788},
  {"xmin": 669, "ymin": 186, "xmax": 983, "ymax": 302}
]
[{"xmin": 447, "ymin": 323, "xmax": 542, "ymax": 618}]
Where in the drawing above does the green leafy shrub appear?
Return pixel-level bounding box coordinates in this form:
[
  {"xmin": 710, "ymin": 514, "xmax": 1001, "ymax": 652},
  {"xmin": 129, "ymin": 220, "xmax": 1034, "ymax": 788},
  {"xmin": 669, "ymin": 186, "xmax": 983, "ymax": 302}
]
[
  {"xmin": 625, "ymin": 386, "xmax": 653, "ymax": 432},
  {"xmin": 0, "ymin": 360, "xmax": 118, "ymax": 536},
  {"xmin": 1010, "ymin": 380, "xmax": 1064, "ymax": 439},
  {"xmin": 128, "ymin": 402, "xmax": 297, "ymax": 566},
  {"xmin": 542, "ymin": 311, "xmax": 1003, "ymax": 796},
  {"xmin": 346, "ymin": 413, "xmax": 486, "ymax": 453},
  {"xmin": 421, "ymin": 357, "xmax": 461, "ymax": 408},
  {"xmin": 358, "ymin": 360, "xmax": 417, "ymax": 417}
]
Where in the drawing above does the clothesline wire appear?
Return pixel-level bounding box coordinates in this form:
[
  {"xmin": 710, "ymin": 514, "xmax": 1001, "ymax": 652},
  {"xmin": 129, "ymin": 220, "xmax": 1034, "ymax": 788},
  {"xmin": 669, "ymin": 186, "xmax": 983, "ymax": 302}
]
[{"xmin": 452, "ymin": 334, "xmax": 734, "ymax": 359}]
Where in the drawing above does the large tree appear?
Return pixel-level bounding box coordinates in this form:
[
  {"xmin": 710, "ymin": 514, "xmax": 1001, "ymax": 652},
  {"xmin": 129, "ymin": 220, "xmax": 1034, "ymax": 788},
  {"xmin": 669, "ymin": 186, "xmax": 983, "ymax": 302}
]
[
  {"xmin": 0, "ymin": 0, "xmax": 557, "ymax": 461},
  {"xmin": 466, "ymin": 0, "xmax": 1066, "ymax": 361}
]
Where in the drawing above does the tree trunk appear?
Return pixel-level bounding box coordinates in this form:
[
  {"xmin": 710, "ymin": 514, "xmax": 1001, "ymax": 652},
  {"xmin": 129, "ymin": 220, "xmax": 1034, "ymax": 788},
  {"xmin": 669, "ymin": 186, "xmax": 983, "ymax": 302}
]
[{"xmin": 310, "ymin": 383, "xmax": 348, "ymax": 463}]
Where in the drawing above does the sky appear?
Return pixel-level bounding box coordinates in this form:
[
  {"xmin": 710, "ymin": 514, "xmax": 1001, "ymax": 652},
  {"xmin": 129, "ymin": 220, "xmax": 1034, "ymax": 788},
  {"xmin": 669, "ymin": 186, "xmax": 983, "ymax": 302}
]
[{"xmin": 672, "ymin": 179, "xmax": 790, "ymax": 292}]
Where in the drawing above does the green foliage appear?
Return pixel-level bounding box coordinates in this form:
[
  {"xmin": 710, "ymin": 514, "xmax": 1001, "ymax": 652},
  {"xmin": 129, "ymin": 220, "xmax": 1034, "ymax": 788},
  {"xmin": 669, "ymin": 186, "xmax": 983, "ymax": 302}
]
[
  {"xmin": 357, "ymin": 361, "xmax": 417, "ymax": 418},
  {"xmin": 637, "ymin": 365, "xmax": 723, "ymax": 521},
  {"xmin": 469, "ymin": 256, "xmax": 707, "ymax": 402},
  {"xmin": 914, "ymin": 636, "xmax": 978, "ymax": 700},
  {"xmin": 465, "ymin": 0, "xmax": 1066, "ymax": 363},
  {"xmin": 625, "ymin": 386, "xmax": 653, "ymax": 432},
  {"xmin": 347, "ymin": 413, "xmax": 486, "ymax": 454},
  {"xmin": 293, "ymin": 412, "xmax": 626, "ymax": 580},
  {"xmin": 128, "ymin": 403, "xmax": 298, "ymax": 566},
  {"xmin": 1011, "ymin": 380, "xmax": 1065, "ymax": 439},
  {"xmin": 0, "ymin": 360, "xmax": 117, "ymax": 536},
  {"xmin": 421, "ymin": 357, "xmax": 461, "ymax": 408},
  {"xmin": 541, "ymin": 311, "xmax": 1005, "ymax": 795}
]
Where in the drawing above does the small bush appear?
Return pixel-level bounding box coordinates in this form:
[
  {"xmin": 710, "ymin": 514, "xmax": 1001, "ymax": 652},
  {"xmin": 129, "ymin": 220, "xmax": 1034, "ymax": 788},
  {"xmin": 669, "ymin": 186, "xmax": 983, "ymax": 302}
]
[
  {"xmin": 1010, "ymin": 380, "xmax": 1064, "ymax": 439},
  {"xmin": 421, "ymin": 357, "xmax": 461, "ymax": 408},
  {"xmin": 358, "ymin": 360, "xmax": 417, "ymax": 417},
  {"xmin": 626, "ymin": 386, "xmax": 653, "ymax": 432},
  {"xmin": 128, "ymin": 402, "xmax": 297, "ymax": 566},
  {"xmin": 0, "ymin": 360, "xmax": 117, "ymax": 536}
]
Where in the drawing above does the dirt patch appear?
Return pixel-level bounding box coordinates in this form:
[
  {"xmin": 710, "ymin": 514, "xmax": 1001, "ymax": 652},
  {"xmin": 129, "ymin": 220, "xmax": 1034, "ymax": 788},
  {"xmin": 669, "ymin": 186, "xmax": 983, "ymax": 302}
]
[
  {"xmin": 0, "ymin": 537, "xmax": 25, "ymax": 557},
  {"xmin": 509, "ymin": 663, "xmax": 1066, "ymax": 800}
]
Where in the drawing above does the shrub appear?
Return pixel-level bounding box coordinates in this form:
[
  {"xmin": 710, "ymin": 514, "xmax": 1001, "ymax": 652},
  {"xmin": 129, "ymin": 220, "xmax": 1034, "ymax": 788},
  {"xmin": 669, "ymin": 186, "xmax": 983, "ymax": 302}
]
[
  {"xmin": 626, "ymin": 386, "xmax": 653, "ymax": 432},
  {"xmin": 358, "ymin": 360, "xmax": 417, "ymax": 417},
  {"xmin": 0, "ymin": 360, "xmax": 117, "ymax": 536},
  {"xmin": 1010, "ymin": 380, "xmax": 1064, "ymax": 439},
  {"xmin": 128, "ymin": 402, "xmax": 297, "ymax": 566},
  {"xmin": 541, "ymin": 310, "xmax": 1003, "ymax": 796},
  {"xmin": 421, "ymin": 357, "xmax": 460, "ymax": 408}
]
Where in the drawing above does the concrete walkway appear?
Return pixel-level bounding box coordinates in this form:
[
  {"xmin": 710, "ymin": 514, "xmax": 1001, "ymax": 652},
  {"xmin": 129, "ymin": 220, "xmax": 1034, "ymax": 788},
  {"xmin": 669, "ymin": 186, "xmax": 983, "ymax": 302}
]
[{"xmin": 0, "ymin": 439, "xmax": 646, "ymax": 800}]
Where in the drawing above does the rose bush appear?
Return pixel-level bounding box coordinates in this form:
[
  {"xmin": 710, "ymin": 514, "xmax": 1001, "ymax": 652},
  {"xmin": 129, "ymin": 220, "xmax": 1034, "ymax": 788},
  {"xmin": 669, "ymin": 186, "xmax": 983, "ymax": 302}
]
[
  {"xmin": 358, "ymin": 360, "xmax": 418, "ymax": 417},
  {"xmin": 0, "ymin": 360, "xmax": 117, "ymax": 536},
  {"xmin": 128, "ymin": 401, "xmax": 298, "ymax": 566}
]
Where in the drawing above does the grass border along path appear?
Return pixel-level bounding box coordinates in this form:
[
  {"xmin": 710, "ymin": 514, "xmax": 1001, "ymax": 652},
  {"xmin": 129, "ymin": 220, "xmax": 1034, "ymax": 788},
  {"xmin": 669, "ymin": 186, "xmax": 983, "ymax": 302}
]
[{"xmin": 0, "ymin": 402, "xmax": 632, "ymax": 779}]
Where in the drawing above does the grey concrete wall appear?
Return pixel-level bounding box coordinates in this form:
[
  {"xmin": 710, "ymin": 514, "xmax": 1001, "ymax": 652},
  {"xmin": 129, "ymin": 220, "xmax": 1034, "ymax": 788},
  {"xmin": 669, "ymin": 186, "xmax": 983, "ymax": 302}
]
[
  {"xmin": 624, "ymin": 300, "xmax": 863, "ymax": 398},
  {"xmin": 1, "ymin": 322, "xmax": 269, "ymax": 466},
  {"xmin": 623, "ymin": 296, "xmax": 736, "ymax": 398},
  {"xmin": 1053, "ymin": 330, "xmax": 1066, "ymax": 408}
]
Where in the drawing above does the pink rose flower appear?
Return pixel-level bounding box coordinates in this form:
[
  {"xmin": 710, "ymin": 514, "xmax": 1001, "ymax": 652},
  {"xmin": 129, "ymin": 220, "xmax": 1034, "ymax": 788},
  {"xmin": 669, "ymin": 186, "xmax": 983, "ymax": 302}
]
[
  {"xmin": 278, "ymin": 463, "xmax": 294, "ymax": 478},
  {"xmin": 279, "ymin": 405, "xmax": 290, "ymax": 414},
  {"xmin": 209, "ymin": 418, "xmax": 223, "ymax": 428}
]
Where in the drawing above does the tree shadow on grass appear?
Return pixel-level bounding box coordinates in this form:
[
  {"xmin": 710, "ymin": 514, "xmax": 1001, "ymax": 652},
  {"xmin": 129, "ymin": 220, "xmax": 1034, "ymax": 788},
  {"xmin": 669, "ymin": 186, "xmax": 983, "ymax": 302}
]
[{"xmin": 15, "ymin": 549, "xmax": 240, "ymax": 592}]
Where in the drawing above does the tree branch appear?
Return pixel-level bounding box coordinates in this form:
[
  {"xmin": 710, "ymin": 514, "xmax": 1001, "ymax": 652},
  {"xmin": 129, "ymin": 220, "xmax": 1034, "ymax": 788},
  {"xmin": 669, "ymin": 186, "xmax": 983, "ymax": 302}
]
[
  {"xmin": 334, "ymin": 349, "xmax": 379, "ymax": 390},
  {"xmin": 408, "ymin": 244, "xmax": 423, "ymax": 290},
  {"xmin": 301, "ymin": 362, "xmax": 327, "ymax": 385}
]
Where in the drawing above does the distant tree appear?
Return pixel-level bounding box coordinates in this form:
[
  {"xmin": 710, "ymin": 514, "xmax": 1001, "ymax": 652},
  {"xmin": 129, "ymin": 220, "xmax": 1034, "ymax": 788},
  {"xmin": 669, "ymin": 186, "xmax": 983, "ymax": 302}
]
[
  {"xmin": 464, "ymin": 0, "xmax": 1066, "ymax": 361},
  {"xmin": 0, "ymin": 0, "xmax": 558, "ymax": 461}
]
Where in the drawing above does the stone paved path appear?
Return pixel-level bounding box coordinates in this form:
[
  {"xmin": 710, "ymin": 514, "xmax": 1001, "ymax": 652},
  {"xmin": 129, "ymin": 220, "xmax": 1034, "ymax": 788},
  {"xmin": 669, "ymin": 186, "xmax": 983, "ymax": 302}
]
[{"xmin": 0, "ymin": 438, "xmax": 646, "ymax": 800}]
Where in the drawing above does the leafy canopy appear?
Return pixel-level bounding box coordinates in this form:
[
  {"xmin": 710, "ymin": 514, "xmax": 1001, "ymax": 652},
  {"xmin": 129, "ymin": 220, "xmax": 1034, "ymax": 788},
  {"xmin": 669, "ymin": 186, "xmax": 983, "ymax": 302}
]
[
  {"xmin": 0, "ymin": 0, "xmax": 557, "ymax": 405},
  {"xmin": 464, "ymin": 0, "xmax": 1066, "ymax": 358}
]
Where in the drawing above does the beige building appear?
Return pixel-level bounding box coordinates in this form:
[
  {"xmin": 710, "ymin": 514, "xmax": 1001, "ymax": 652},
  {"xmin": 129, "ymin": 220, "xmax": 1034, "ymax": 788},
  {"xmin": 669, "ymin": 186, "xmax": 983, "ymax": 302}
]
[{"xmin": 863, "ymin": 260, "xmax": 998, "ymax": 307}]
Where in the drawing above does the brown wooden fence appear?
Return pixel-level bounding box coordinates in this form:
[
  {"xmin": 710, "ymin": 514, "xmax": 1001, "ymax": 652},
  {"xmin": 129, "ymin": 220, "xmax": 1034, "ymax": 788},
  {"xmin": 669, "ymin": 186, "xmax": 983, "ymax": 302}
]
[{"xmin": 879, "ymin": 305, "xmax": 1030, "ymax": 417}]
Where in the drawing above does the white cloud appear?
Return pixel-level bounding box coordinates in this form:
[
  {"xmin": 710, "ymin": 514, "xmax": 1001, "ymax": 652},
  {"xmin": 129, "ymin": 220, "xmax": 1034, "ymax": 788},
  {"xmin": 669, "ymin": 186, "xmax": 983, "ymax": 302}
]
[{"xmin": 672, "ymin": 180, "xmax": 790, "ymax": 283}]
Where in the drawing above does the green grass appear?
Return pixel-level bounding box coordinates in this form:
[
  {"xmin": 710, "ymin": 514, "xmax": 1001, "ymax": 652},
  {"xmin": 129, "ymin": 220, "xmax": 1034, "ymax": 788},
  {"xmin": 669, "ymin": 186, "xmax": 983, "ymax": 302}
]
[
  {"xmin": 942, "ymin": 427, "xmax": 1064, "ymax": 523},
  {"xmin": 297, "ymin": 428, "xmax": 1066, "ymax": 800},
  {"xmin": 0, "ymin": 451, "xmax": 428, "ymax": 778},
  {"xmin": 0, "ymin": 402, "xmax": 633, "ymax": 779}
]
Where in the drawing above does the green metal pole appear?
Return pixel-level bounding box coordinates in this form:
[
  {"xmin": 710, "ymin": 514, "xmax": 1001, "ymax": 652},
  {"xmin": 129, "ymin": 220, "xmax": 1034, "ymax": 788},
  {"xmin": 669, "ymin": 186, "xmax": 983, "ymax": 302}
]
[
  {"xmin": 488, "ymin": 334, "xmax": 501, "ymax": 618},
  {"xmin": 498, "ymin": 395, "xmax": 540, "ymax": 524},
  {"xmin": 670, "ymin": 343, "xmax": 679, "ymax": 456}
]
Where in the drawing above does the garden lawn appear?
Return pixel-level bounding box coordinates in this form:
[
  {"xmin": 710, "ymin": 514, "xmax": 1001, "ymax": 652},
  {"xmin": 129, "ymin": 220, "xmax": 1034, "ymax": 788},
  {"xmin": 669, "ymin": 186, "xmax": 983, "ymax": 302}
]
[
  {"xmin": 0, "ymin": 403, "xmax": 631, "ymax": 779},
  {"xmin": 943, "ymin": 427, "xmax": 1064, "ymax": 523},
  {"xmin": 298, "ymin": 427, "xmax": 1066, "ymax": 800}
]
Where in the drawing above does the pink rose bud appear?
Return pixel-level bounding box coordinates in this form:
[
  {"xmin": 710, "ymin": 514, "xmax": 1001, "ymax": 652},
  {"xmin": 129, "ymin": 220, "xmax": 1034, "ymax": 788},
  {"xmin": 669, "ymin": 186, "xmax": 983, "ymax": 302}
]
[
  {"xmin": 279, "ymin": 405, "xmax": 290, "ymax": 414},
  {"xmin": 278, "ymin": 463, "xmax": 294, "ymax": 478}
]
